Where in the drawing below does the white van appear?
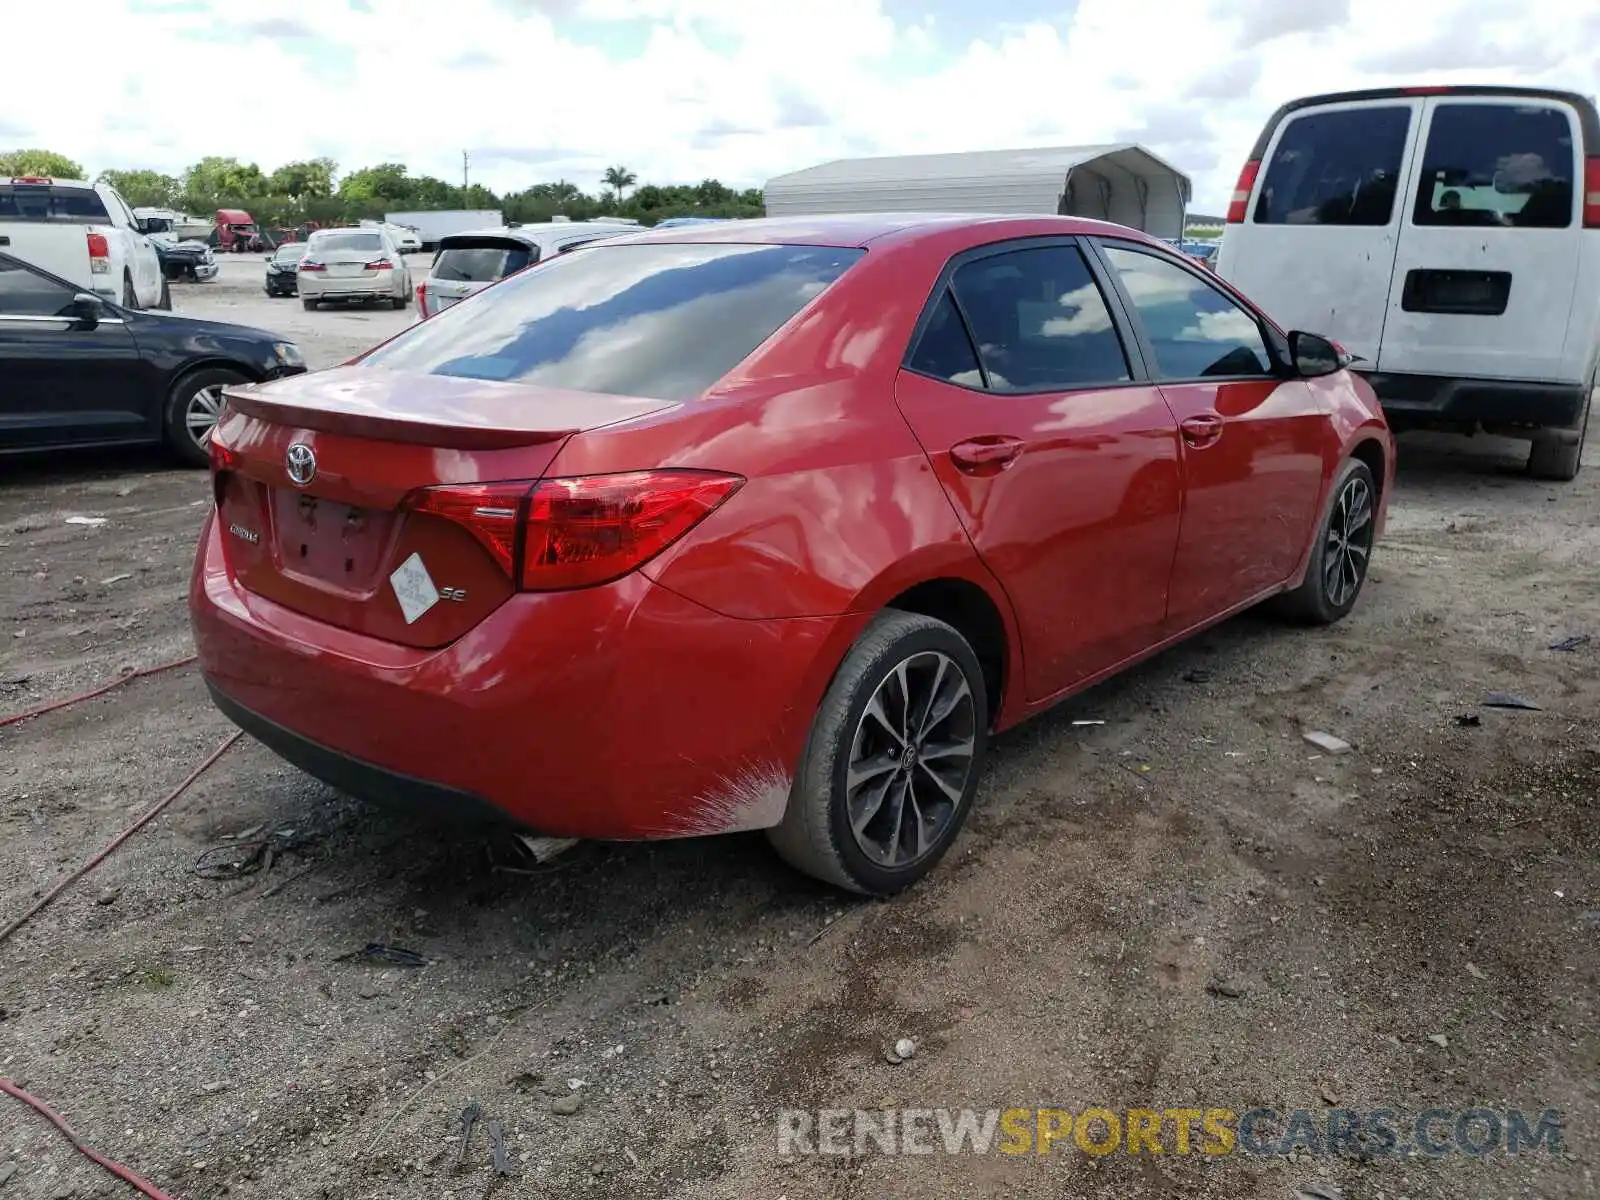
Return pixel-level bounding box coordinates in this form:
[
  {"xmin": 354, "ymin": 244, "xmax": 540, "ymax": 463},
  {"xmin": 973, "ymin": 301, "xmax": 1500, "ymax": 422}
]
[{"xmin": 1216, "ymin": 85, "xmax": 1599, "ymax": 480}]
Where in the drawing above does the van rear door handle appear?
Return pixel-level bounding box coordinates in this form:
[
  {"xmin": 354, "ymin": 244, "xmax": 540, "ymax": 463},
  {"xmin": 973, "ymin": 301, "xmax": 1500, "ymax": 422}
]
[{"xmin": 949, "ymin": 436, "xmax": 1024, "ymax": 473}]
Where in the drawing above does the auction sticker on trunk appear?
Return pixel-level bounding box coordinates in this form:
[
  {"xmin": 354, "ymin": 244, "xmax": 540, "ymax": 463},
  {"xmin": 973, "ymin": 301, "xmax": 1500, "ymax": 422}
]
[{"xmin": 390, "ymin": 553, "xmax": 440, "ymax": 624}]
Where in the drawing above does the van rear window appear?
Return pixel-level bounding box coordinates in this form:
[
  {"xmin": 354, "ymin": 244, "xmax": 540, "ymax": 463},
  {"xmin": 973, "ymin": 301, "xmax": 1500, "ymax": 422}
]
[
  {"xmin": 1254, "ymin": 107, "xmax": 1411, "ymax": 226},
  {"xmin": 432, "ymin": 241, "xmax": 535, "ymax": 282},
  {"xmin": 1412, "ymin": 103, "xmax": 1576, "ymax": 229}
]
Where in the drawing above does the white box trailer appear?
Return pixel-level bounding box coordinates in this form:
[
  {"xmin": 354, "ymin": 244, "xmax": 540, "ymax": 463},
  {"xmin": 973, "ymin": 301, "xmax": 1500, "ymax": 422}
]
[
  {"xmin": 764, "ymin": 143, "xmax": 1192, "ymax": 240},
  {"xmin": 384, "ymin": 209, "xmax": 504, "ymax": 251}
]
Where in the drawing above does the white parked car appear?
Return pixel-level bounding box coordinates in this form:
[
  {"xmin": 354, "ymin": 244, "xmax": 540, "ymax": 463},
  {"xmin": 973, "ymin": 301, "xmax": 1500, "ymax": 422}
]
[
  {"xmin": 417, "ymin": 221, "xmax": 639, "ymax": 318},
  {"xmin": 0, "ymin": 177, "xmax": 165, "ymax": 309},
  {"xmin": 297, "ymin": 227, "xmax": 412, "ymax": 311},
  {"xmin": 1216, "ymin": 84, "xmax": 1599, "ymax": 480}
]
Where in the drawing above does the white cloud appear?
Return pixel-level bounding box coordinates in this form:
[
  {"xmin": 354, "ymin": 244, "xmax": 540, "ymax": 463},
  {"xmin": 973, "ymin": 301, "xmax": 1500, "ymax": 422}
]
[{"xmin": 6, "ymin": 0, "xmax": 1598, "ymax": 211}]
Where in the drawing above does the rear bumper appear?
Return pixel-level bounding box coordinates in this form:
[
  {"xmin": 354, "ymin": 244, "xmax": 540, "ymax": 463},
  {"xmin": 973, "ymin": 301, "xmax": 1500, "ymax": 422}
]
[
  {"xmin": 298, "ymin": 273, "xmax": 395, "ymax": 301},
  {"xmin": 189, "ymin": 514, "xmax": 857, "ymax": 840},
  {"xmin": 1363, "ymin": 371, "xmax": 1588, "ymax": 436}
]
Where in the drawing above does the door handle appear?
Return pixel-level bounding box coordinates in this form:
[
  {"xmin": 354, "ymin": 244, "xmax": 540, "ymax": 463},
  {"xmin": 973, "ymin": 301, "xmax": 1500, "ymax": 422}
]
[
  {"xmin": 949, "ymin": 436, "xmax": 1024, "ymax": 474},
  {"xmin": 1180, "ymin": 413, "xmax": 1225, "ymax": 448}
]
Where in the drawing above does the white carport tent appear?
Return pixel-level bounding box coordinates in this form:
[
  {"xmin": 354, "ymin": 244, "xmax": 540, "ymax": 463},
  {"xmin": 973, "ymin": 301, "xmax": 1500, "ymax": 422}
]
[{"xmin": 763, "ymin": 143, "xmax": 1192, "ymax": 241}]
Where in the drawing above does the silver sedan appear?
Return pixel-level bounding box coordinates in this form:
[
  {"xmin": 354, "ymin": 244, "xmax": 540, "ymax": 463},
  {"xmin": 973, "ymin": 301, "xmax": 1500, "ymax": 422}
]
[{"xmin": 296, "ymin": 229, "xmax": 412, "ymax": 311}]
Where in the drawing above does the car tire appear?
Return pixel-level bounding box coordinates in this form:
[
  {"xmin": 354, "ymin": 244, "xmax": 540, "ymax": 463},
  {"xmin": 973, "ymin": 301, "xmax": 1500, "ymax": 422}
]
[
  {"xmin": 1277, "ymin": 457, "xmax": 1378, "ymax": 625},
  {"xmin": 164, "ymin": 366, "xmax": 250, "ymax": 468},
  {"xmin": 766, "ymin": 609, "xmax": 990, "ymax": 896},
  {"xmin": 1526, "ymin": 392, "xmax": 1589, "ymax": 482},
  {"xmin": 302, "ymin": 298, "xmax": 317, "ymax": 311},
  {"xmin": 156, "ymin": 279, "xmax": 172, "ymax": 311},
  {"xmin": 392, "ymin": 293, "xmax": 407, "ymax": 310},
  {"xmin": 121, "ymin": 272, "xmax": 139, "ymax": 310}
]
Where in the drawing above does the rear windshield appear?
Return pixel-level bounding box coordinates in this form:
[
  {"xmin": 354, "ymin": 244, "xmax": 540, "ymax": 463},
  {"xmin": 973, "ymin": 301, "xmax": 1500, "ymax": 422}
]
[
  {"xmin": 274, "ymin": 244, "xmax": 308, "ymax": 261},
  {"xmin": 362, "ymin": 242, "xmax": 863, "ymax": 401},
  {"xmin": 1413, "ymin": 103, "xmax": 1576, "ymax": 228},
  {"xmin": 432, "ymin": 241, "xmax": 535, "ymax": 282},
  {"xmin": 311, "ymin": 232, "xmax": 384, "ymax": 254},
  {"xmin": 1254, "ymin": 106, "xmax": 1412, "ymax": 225},
  {"xmin": 0, "ymin": 184, "xmax": 112, "ymax": 223}
]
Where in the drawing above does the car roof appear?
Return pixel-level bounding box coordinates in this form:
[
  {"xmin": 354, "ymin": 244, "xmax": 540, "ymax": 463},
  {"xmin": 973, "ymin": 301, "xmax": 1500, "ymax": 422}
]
[
  {"xmin": 438, "ymin": 223, "xmax": 637, "ymax": 247},
  {"xmin": 610, "ymin": 212, "xmax": 1164, "ymax": 249}
]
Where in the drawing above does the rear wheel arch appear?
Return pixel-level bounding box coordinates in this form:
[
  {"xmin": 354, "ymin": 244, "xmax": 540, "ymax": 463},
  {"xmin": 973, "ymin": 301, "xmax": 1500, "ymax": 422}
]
[{"xmin": 882, "ymin": 578, "xmax": 1009, "ymax": 724}]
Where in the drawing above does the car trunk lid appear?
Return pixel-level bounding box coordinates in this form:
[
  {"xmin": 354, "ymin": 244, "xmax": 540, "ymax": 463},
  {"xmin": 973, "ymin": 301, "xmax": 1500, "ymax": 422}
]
[{"xmin": 210, "ymin": 367, "xmax": 678, "ymax": 648}]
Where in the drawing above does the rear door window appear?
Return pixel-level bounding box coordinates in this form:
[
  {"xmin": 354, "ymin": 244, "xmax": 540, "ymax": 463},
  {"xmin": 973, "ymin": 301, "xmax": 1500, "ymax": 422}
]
[
  {"xmin": 943, "ymin": 244, "xmax": 1131, "ymax": 392},
  {"xmin": 432, "ymin": 240, "xmax": 536, "ymax": 282},
  {"xmin": 1412, "ymin": 102, "xmax": 1576, "ymax": 228},
  {"xmin": 363, "ymin": 242, "xmax": 863, "ymax": 401},
  {"xmin": 1254, "ymin": 106, "xmax": 1412, "ymax": 226},
  {"xmin": 0, "ymin": 184, "xmax": 112, "ymax": 223}
]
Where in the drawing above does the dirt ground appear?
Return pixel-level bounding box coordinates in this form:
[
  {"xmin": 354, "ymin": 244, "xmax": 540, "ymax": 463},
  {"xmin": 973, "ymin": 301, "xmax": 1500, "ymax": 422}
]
[{"xmin": 1, "ymin": 262, "xmax": 1596, "ymax": 1199}]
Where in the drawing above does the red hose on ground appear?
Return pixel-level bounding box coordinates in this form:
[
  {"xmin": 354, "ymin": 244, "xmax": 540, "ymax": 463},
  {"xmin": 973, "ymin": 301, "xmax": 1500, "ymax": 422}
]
[
  {"xmin": 0, "ymin": 655, "xmax": 198, "ymax": 730},
  {"xmin": 0, "ymin": 1077, "xmax": 181, "ymax": 1199},
  {"xmin": 0, "ymin": 731, "xmax": 241, "ymax": 948}
]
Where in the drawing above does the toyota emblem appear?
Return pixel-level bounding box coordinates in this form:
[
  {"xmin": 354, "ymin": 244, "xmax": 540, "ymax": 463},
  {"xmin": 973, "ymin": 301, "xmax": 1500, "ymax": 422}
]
[{"xmin": 285, "ymin": 442, "xmax": 317, "ymax": 487}]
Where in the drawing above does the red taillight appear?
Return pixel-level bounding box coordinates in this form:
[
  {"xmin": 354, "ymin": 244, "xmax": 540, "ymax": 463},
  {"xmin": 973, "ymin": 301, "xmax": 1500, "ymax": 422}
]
[
  {"xmin": 1226, "ymin": 160, "xmax": 1260, "ymax": 223},
  {"xmin": 86, "ymin": 231, "xmax": 110, "ymax": 275},
  {"xmin": 10, "ymin": 176, "xmax": 51, "ymax": 184},
  {"xmin": 299, "ymin": 261, "xmax": 326, "ymax": 272},
  {"xmin": 521, "ymin": 471, "xmax": 743, "ymax": 591},
  {"xmin": 416, "ymin": 283, "xmax": 429, "ymax": 318},
  {"xmin": 209, "ymin": 439, "xmax": 241, "ymax": 505},
  {"xmin": 1584, "ymin": 156, "xmax": 1600, "ymax": 229},
  {"xmin": 402, "ymin": 481, "xmax": 530, "ymax": 576},
  {"xmin": 365, "ymin": 258, "xmax": 394, "ymax": 271},
  {"xmin": 400, "ymin": 470, "xmax": 744, "ymax": 592}
]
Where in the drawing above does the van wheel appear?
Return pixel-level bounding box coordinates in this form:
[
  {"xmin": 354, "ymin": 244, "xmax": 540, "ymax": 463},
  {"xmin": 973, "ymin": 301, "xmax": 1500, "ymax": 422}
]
[
  {"xmin": 165, "ymin": 367, "xmax": 249, "ymax": 468},
  {"xmin": 766, "ymin": 610, "xmax": 989, "ymax": 896},
  {"xmin": 1527, "ymin": 397, "xmax": 1589, "ymax": 482},
  {"xmin": 1278, "ymin": 457, "xmax": 1377, "ymax": 625}
]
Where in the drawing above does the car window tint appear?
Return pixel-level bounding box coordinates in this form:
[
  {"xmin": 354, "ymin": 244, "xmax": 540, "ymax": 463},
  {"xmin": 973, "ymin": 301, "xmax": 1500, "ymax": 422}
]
[
  {"xmin": 362, "ymin": 242, "xmax": 863, "ymax": 402},
  {"xmin": 1100, "ymin": 245, "xmax": 1273, "ymax": 380},
  {"xmin": 0, "ymin": 185, "xmax": 113, "ymax": 223},
  {"xmin": 1254, "ymin": 106, "xmax": 1411, "ymax": 226},
  {"xmin": 312, "ymin": 232, "xmax": 385, "ymax": 254},
  {"xmin": 0, "ymin": 256, "xmax": 78, "ymax": 316},
  {"xmin": 905, "ymin": 288, "xmax": 984, "ymax": 387},
  {"xmin": 1413, "ymin": 103, "xmax": 1576, "ymax": 228},
  {"xmin": 946, "ymin": 245, "xmax": 1130, "ymax": 393},
  {"xmin": 432, "ymin": 244, "xmax": 534, "ymax": 282}
]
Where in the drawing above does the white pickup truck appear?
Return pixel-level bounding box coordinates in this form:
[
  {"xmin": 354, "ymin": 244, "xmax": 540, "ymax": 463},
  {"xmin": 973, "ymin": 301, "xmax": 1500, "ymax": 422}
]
[{"xmin": 0, "ymin": 177, "xmax": 166, "ymax": 309}]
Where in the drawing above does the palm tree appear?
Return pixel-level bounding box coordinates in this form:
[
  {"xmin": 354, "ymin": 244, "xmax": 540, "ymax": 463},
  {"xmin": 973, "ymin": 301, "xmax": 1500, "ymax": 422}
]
[{"xmin": 602, "ymin": 166, "xmax": 637, "ymax": 204}]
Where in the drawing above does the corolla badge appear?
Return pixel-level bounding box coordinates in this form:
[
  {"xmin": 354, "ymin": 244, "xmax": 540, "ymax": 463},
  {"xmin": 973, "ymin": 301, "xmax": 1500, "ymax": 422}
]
[{"xmin": 285, "ymin": 442, "xmax": 317, "ymax": 487}]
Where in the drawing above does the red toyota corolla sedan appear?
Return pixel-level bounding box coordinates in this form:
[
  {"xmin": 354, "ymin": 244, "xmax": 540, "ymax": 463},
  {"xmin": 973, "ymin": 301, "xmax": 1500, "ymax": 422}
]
[{"xmin": 190, "ymin": 214, "xmax": 1392, "ymax": 896}]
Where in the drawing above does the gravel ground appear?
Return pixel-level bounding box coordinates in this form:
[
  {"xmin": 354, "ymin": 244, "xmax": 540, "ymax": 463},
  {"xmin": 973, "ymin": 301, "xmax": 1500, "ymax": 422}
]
[{"xmin": 0, "ymin": 262, "xmax": 1596, "ymax": 1199}]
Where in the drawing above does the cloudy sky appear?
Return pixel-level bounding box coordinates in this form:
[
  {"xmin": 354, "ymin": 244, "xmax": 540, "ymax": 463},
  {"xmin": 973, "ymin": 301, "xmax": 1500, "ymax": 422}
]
[{"xmin": 7, "ymin": 0, "xmax": 1599, "ymax": 212}]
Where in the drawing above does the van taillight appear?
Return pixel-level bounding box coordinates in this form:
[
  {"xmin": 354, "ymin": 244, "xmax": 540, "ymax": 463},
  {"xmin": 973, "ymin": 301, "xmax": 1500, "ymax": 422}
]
[
  {"xmin": 1226, "ymin": 160, "xmax": 1260, "ymax": 223},
  {"xmin": 1584, "ymin": 157, "xmax": 1600, "ymax": 229},
  {"xmin": 399, "ymin": 470, "xmax": 744, "ymax": 592},
  {"xmin": 86, "ymin": 232, "xmax": 110, "ymax": 274}
]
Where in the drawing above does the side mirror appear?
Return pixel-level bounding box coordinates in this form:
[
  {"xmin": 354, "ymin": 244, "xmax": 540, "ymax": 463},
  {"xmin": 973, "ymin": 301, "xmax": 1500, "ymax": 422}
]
[
  {"xmin": 70, "ymin": 292, "xmax": 106, "ymax": 330},
  {"xmin": 1288, "ymin": 330, "xmax": 1344, "ymax": 378}
]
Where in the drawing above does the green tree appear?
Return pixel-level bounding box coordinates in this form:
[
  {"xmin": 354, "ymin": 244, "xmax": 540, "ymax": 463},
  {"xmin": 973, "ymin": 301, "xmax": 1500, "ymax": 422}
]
[
  {"xmin": 181, "ymin": 156, "xmax": 268, "ymax": 205},
  {"xmin": 267, "ymin": 157, "xmax": 336, "ymax": 200},
  {"xmin": 95, "ymin": 169, "xmax": 179, "ymax": 207},
  {"xmin": 339, "ymin": 162, "xmax": 416, "ymax": 205},
  {"xmin": 602, "ymin": 165, "xmax": 637, "ymax": 203},
  {"xmin": 0, "ymin": 149, "xmax": 87, "ymax": 179}
]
